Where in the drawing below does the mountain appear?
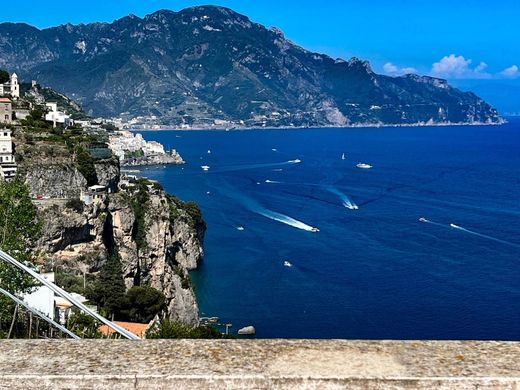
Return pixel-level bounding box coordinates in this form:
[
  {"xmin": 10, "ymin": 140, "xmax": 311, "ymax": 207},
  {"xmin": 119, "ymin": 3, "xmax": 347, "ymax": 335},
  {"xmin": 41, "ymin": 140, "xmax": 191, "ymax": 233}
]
[{"xmin": 0, "ymin": 6, "xmax": 502, "ymax": 127}]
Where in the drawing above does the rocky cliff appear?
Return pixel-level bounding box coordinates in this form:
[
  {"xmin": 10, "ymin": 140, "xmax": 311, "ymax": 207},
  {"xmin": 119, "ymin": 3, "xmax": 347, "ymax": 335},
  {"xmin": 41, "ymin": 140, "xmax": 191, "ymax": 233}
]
[
  {"xmin": 0, "ymin": 6, "xmax": 501, "ymax": 127},
  {"xmin": 15, "ymin": 130, "xmax": 205, "ymax": 325}
]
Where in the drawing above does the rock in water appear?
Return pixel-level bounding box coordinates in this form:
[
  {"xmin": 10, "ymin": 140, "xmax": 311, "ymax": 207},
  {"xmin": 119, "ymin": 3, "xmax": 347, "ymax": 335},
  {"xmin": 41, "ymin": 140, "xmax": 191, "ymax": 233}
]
[{"xmin": 238, "ymin": 326, "xmax": 256, "ymax": 335}]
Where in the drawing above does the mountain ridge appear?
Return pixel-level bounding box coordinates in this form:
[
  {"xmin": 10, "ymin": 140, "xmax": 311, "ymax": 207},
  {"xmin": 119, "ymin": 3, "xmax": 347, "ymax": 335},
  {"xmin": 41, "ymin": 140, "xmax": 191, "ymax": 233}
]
[{"xmin": 0, "ymin": 5, "xmax": 502, "ymax": 127}]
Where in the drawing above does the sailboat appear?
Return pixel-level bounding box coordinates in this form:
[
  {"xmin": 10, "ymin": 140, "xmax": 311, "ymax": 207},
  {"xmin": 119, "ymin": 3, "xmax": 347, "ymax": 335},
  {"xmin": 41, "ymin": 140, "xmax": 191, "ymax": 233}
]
[{"xmin": 341, "ymin": 153, "xmax": 346, "ymax": 160}]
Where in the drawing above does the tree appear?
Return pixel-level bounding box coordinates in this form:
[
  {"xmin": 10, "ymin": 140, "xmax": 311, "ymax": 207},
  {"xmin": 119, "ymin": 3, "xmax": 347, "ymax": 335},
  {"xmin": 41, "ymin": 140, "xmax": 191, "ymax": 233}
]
[
  {"xmin": 0, "ymin": 70, "xmax": 9, "ymax": 85},
  {"xmin": 121, "ymin": 286, "xmax": 166, "ymax": 323},
  {"xmin": 0, "ymin": 179, "xmax": 41, "ymax": 337},
  {"xmin": 74, "ymin": 145, "xmax": 98, "ymax": 186},
  {"xmin": 67, "ymin": 312, "xmax": 102, "ymax": 338},
  {"xmin": 0, "ymin": 178, "xmax": 41, "ymax": 292},
  {"xmin": 88, "ymin": 255, "xmax": 126, "ymax": 319}
]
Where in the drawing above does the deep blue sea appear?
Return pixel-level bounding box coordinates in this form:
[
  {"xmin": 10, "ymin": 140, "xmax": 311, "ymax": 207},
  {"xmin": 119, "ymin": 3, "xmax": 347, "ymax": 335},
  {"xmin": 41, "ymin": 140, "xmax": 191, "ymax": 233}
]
[{"xmin": 139, "ymin": 118, "xmax": 520, "ymax": 340}]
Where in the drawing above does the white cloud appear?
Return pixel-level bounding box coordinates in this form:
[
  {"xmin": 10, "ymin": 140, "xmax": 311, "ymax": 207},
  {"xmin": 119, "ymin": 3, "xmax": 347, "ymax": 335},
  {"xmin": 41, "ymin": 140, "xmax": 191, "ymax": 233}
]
[
  {"xmin": 430, "ymin": 54, "xmax": 491, "ymax": 79},
  {"xmin": 500, "ymin": 65, "xmax": 519, "ymax": 78},
  {"xmin": 383, "ymin": 62, "xmax": 417, "ymax": 76}
]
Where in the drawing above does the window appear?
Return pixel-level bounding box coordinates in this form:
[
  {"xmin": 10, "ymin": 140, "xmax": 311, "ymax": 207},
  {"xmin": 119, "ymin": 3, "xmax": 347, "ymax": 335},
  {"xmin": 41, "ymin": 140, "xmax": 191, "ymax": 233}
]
[{"xmin": 3, "ymin": 132, "xmax": 7, "ymax": 136}]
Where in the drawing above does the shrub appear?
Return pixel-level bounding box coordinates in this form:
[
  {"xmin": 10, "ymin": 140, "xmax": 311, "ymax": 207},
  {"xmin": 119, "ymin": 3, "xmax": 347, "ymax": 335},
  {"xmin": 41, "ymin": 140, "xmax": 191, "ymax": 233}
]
[
  {"xmin": 65, "ymin": 198, "xmax": 84, "ymax": 213},
  {"xmin": 146, "ymin": 321, "xmax": 224, "ymax": 339}
]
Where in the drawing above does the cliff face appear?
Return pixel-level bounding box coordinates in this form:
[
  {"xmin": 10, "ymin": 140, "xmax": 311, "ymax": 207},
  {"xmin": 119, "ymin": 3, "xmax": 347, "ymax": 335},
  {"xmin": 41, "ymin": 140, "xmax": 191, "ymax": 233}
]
[
  {"xmin": 18, "ymin": 133, "xmax": 204, "ymax": 325},
  {"xmin": 16, "ymin": 139, "xmax": 87, "ymax": 198}
]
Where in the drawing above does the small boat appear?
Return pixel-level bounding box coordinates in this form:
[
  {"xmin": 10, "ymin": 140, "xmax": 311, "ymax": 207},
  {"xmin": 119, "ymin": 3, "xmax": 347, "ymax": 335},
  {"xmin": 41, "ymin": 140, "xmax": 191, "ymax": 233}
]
[
  {"xmin": 356, "ymin": 163, "xmax": 373, "ymax": 169},
  {"xmin": 201, "ymin": 165, "xmax": 210, "ymax": 171},
  {"xmin": 236, "ymin": 226, "xmax": 245, "ymax": 231},
  {"xmin": 207, "ymin": 150, "xmax": 212, "ymax": 154},
  {"xmin": 283, "ymin": 261, "xmax": 292, "ymax": 267},
  {"xmin": 272, "ymin": 148, "xmax": 278, "ymax": 152},
  {"xmin": 419, "ymin": 217, "xmax": 427, "ymax": 223},
  {"xmin": 288, "ymin": 159, "xmax": 302, "ymax": 164},
  {"xmin": 450, "ymin": 223, "xmax": 461, "ymax": 229},
  {"xmin": 311, "ymin": 227, "xmax": 320, "ymax": 233},
  {"xmin": 341, "ymin": 153, "xmax": 346, "ymax": 160}
]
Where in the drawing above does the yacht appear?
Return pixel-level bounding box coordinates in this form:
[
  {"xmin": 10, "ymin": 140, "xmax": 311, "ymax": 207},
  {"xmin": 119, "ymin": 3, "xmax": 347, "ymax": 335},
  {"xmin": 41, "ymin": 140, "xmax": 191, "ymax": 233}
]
[
  {"xmin": 236, "ymin": 226, "xmax": 245, "ymax": 231},
  {"xmin": 201, "ymin": 165, "xmax": 210, "ymax": 171},
  {"xmin": 311, "ymin": 227, "xmax": 320, "ymax": 233},
  {"xmin": 356, "ymin": 163, "xmax": 373, "ymax": 169},
  {"xmin": 283, "ymin": 261, "xmax": 292, "ymax": 268}
]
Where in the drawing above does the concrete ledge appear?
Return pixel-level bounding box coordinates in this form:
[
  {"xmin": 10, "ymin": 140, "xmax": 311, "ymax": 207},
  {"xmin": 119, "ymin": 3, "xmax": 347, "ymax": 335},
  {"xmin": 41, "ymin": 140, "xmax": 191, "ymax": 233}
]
[{"xmin": 1, "ymin": 340, "xmax": 519, "ymax": 389}]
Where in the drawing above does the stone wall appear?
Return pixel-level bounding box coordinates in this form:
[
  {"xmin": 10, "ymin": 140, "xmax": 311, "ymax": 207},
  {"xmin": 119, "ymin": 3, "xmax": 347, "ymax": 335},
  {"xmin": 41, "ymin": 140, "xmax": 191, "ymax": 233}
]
[{"xmin": 0, "ymin": 340, "xmax": 519, "ymax": 389}]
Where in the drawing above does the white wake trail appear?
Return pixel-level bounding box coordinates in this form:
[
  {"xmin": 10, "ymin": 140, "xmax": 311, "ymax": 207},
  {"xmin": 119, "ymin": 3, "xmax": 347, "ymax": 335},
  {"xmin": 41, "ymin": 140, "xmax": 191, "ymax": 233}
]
[{"xmin": 327, "ymin": 187, "xmax": 359, "ymax": 210}]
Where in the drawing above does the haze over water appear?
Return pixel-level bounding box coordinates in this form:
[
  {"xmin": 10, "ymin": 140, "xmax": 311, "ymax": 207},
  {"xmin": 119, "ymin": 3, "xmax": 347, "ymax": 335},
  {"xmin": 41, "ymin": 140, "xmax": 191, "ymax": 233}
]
[{"xmin": 141, "ymin": 119, "xmax": 520, "ymax": 339}]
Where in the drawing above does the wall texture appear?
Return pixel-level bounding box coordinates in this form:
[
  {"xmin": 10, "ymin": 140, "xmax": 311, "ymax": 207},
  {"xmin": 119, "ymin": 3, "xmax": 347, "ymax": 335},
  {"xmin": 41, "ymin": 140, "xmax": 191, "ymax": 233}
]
[{"xmin": 1, "ymin": 339, "xmax": 520, "ymax": 389}]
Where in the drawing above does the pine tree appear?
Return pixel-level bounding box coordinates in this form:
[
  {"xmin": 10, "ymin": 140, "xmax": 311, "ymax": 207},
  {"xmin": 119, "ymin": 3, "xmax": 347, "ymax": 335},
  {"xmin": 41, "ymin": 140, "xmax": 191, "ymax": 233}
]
[{"xmin": 89, "ymin": 255, "xmax": 126, "ymax": 319}]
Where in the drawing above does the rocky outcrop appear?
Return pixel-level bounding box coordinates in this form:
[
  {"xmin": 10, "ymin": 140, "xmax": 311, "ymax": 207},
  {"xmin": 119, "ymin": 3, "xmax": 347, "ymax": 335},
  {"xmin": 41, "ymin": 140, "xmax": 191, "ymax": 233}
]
[
  {"xmin": 15, "ymin": 139, "xmax": 87, "ymax": 198},
  {"xmin": 94, "ymin": 158, "xmax": 119, "ymax": 192},
  {"xmin": 35, "ymin": 188, "xmax": 205, "ymax": 325}
]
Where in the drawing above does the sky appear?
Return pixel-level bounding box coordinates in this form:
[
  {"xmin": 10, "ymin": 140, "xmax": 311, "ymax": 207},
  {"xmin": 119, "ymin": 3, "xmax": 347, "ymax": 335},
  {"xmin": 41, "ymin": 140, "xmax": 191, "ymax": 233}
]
[{"xmin": 2, "ymin": 0, "xmax": 520, "ymax": 110}]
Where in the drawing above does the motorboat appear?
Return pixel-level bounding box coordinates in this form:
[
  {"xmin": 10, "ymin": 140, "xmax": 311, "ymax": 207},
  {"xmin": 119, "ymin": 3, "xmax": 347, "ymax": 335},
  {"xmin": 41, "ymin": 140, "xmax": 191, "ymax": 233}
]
[
  {"xmin": 419, "ymin": 217, "xmax": 427, "ymax": 223},
  {"xmin": 201, "ymin": 165, "xmax": 210, "ymax": 171},
  {"xmin": 283, "ymin": 261, "xmax": 292, "ymax": 267},
  {"xmin": 356, "ymin": 163, "xmax": 373, "ymax": 169}
]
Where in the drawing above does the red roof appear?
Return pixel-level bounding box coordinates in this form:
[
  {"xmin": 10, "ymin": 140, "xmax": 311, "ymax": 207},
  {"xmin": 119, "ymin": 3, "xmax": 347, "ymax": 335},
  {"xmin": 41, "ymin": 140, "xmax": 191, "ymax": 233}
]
[
  {"xmin": 98, "ymin": 321, "xmax": 149, "ymax": 339},
  {"xmin": 0, "ymin": 98, "xmax": 11, "ymax": 103}
]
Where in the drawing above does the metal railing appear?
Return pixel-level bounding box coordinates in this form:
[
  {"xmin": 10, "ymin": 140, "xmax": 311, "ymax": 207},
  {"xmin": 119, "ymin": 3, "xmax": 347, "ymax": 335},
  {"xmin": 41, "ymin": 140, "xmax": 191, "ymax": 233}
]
[
  {"xmin": 0, "ymin": 286, "xmax": 79, "ymax": 339},
  {"xmin": 0, "ymin": 249, "xmax": 139, "ymax": 340}
]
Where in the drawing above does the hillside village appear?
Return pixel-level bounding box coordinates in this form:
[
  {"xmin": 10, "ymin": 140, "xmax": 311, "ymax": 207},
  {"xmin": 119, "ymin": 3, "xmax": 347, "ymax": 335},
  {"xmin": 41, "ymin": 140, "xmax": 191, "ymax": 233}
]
[{"xmin": 0, "ymin": 71, "xmax": 211, "ymax": 339}]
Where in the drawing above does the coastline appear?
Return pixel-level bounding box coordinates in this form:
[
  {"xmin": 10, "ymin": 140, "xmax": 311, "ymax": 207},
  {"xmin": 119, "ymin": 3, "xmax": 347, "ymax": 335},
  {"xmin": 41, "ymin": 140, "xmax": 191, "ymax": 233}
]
[{"xmin": 128, "ymin": 119, "xmax": 506, "ymax": 132}]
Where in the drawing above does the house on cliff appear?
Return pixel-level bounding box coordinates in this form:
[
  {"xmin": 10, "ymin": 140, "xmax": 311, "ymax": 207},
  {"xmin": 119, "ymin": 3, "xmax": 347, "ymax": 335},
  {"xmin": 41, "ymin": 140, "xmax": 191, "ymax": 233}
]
[
  {"xmin": 0, "ymin": 98, "xmax": 12, "ymax": 124},
  {"xmin": 0, "ymin": 128, "xmax": 17, "ymax": 180},
  {"xmin": 0, "ymin": 73, "xmax": 19, "ymax": 100}
]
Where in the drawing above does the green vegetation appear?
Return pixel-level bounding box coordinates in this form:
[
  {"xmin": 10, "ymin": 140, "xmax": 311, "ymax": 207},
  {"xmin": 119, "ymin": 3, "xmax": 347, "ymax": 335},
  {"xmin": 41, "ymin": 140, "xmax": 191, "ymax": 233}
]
[
  {"xmin": 173, "ymin": 265, "xmax": 192, "ymax": 290},
  {"xmin": 121, "ymin": 286, "xmax": 166, "ymax": 323},
  {"xmin": 65, "ymin": 198, "xmax": 84, "ymax": 213},
  {"xmin": 87, "ymin": 255, "xmax": 126, "ymax": 320},
  {"xmin": 167, "ymin": 195, "xmax": 206, "ymax": 231},
  {"xmin": 0, "ymin": 69, "xmax": 9, "ymax": 85},
  {"xmin": 146, "ymin": 320, "xmax": 225, "ymax": 339},
  {"xmin": 67, "ymin": 312, "xmax": 101, "ymax": 338},
  {"xmin": 0, "ymin": 179, "xmax": 42, "ymax": 338},
  {"xmin": 74, "ymin": 145, "xmax": 98, "ymax": 186}
]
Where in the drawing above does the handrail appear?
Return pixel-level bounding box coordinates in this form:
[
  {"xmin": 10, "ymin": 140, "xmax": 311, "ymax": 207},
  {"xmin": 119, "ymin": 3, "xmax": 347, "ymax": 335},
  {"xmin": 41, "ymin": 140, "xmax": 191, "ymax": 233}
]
[
  {"xmin": 0, "ymin": 249, "xmax": 139, "ymax": 340},
  {"xmin": 0, "ymin": 286, "xmax": 80, "ymax": 339}
]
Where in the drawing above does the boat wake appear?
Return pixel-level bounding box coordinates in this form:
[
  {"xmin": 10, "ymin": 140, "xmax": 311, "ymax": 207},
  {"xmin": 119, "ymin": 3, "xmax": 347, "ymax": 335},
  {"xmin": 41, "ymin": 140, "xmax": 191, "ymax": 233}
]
[
  {"xmin": 211, "ymin": 159, "xmax": 301, "ymax": 173},
  {"xmin": 326, "ymin": 187, "xmax": 359, "ymax": 210},
  {"xmin": 265, "ymin": 179, "xmax": 282, "ymax": 184},
  {"xmin": 419, "ymin": 218, "xmax": 520, "ymax": 248},
  {"xmin": 257, "ymin": 208, "xmax": 319, "ymax": 232}
]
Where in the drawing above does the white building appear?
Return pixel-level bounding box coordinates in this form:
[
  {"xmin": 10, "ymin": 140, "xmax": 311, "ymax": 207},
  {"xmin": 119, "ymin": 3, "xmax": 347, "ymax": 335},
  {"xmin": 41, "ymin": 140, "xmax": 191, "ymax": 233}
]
[
  {"xmin": 0, "ymin": 128, "xmax": 17, "ymax": 180},
  {"xmin": 0, "ymin": 73, "xmax": 20, "ymax": 99},
  {"xmin": 23, "ymin": 272, "xmax": 56, "ymax": 318},
  {"xmin": 45, "ymin": 102, "xmax": 74, "ymax": 128}
]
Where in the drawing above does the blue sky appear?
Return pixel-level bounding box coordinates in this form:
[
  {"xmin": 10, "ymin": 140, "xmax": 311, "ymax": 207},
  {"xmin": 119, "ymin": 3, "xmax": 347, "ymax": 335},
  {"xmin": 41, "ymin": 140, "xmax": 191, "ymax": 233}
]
[{"xmin": 3, "ymin": 0, "xmax": 519, "ymax": 78}]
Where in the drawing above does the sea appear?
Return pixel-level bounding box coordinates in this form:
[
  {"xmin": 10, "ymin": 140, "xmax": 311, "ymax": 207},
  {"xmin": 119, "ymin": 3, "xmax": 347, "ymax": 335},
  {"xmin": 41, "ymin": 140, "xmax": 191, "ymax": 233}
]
[{"xmin": 138, "ymin": 118, "xmax": 520, "ymax": 340}]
